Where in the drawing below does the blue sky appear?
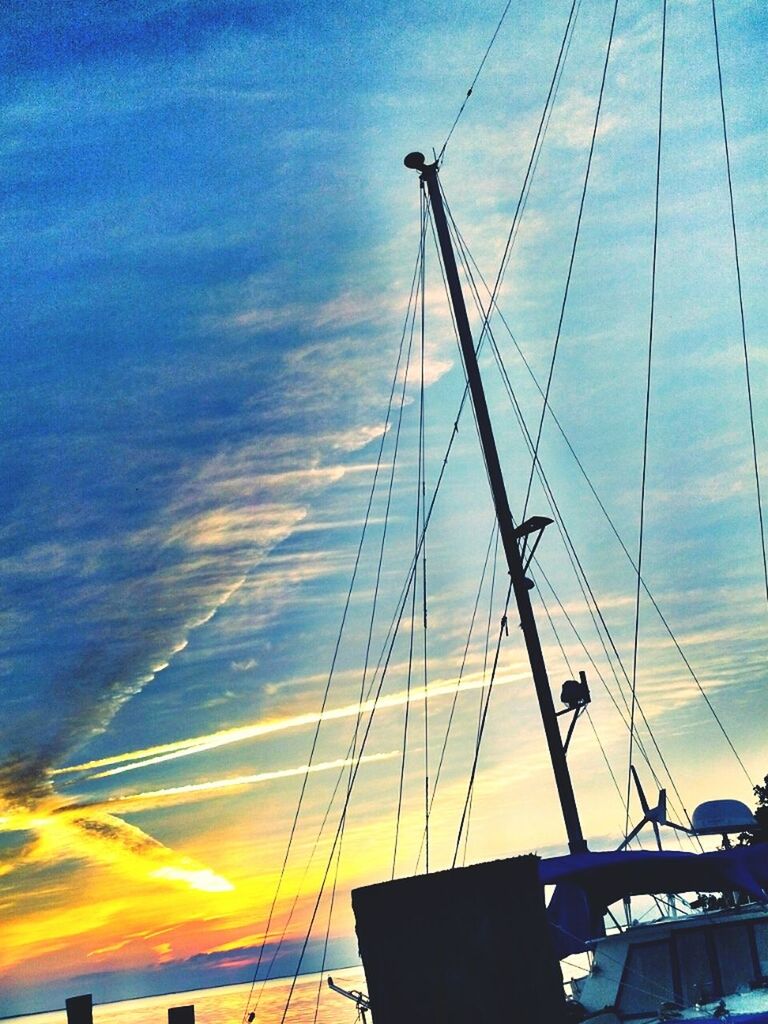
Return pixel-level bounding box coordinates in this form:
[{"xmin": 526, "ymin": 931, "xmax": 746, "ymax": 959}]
[{"xmin": 1, "ymin": 0, "xmax": 766, "ymax": 1016}]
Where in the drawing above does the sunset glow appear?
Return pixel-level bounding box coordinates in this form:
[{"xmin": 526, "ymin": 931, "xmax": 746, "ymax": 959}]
[{"xmin": 1, "ymin": 0, "xmax": 766, "ymax": 1016}]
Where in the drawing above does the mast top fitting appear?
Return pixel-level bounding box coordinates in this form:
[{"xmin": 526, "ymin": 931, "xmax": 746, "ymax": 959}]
[
  {"xmin": 404, "ymin": 151, "xmax": 438, "ymax": 177},
  {"xmin": 404, "ymin": 151, "xmax": 427, "ymax": 170}
]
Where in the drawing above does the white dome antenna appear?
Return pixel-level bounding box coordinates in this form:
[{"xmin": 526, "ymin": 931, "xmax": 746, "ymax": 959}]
[{"xmin": 691, "ymin": 799, "xmax": 757, "ymax": 835}]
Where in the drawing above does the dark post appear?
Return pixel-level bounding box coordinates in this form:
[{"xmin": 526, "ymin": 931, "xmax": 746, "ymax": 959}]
[
  {"xmin": 404, "ymin": 152, "xmax": 587, "ymax": 853},
  {"xmin": 168, "ymin": 1006, "xmax": 195, "ymax": 1024},
  {"xmin": 65, "ymin": 995, "xmax": 93, "ymax": 1024}
]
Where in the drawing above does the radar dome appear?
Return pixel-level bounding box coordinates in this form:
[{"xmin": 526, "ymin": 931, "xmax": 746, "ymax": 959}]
[{"xmin": 691, "ymin": 799, "xmax": 757, "ymax": 835}]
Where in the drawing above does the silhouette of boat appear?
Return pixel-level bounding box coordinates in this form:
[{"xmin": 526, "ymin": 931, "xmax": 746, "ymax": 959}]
[
  {"xmin": 251, "ymin": 5, "xmax": 767, "ymax": 1021},
  {"xmin": 349, "ymin": 143, "xmax": 768, "ymax": 1023}
]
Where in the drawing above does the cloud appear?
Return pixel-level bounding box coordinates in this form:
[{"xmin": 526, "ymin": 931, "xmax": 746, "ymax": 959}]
[
  {"xmin": 1, "ymin": 0, "xmax": 439, "ymax": 837},
  {"xmin": 0, "ymin": 407, "xmax": 390, "ymax": 812},
  {"xmin": 331, "ymin": 424, "xmax": 388, "ymax": 452},
  {"xmin": 231, "ymin": 658, "xmax": 258, "ymax": 672},
  {"xmin": 210, "ymin": 285, "xmax": 405, "ymax": 338},
  {"xmin": 172, "ymin": 505, "xmax": 308, "ymax": 550},
  {"xmin": 548, "ymin": 89, "xmax": 624, "ymax": 151},
  {"xmin": 0, "ymin": 396, "xmax": 401, "ymax": 903},
  {"xmin": 0, "ymin": 798, "xmax": 233, "ymax": 894}
]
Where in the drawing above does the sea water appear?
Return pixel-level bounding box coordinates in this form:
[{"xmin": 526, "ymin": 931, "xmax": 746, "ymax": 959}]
[{"xmin": 4, "ymin": 968, "xmax": 369, "ymax": 1024}]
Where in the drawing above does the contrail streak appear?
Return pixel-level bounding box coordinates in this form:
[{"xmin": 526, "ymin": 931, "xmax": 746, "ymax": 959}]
[
  {"xmin": 53, "ymin": 670, "xmax": 525, "ymax": 781},
  {"xmin": 65, "ymin": 751, "xmax": 400, "ymax": 811}
]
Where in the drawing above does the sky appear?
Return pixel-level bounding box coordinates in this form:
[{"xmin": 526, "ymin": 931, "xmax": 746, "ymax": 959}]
[{"xmin": 1, "ymin": 0, "xmax": 766, "ymax": 1016}]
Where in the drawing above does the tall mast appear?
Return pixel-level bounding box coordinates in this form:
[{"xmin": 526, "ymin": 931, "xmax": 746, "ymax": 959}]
[{"xmin": 405, "ymin": 152, "xmax": 587, "ymax": 854}]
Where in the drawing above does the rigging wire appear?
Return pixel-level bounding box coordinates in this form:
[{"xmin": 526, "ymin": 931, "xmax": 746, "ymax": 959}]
[
  {"xmin": 452, "ymin": 581, "xmax": 512, "ymax": 868},
  {"xmin": 414, "ymin": 0, "xmax": 580, "ymax": 495},
  {"xmin": 446, "ymin": 194, "xmax": 746, "ymax": 828},
  {"xmin": 626, "ymin": 0, "xmax": 667, "ymax": 841},
  {"xmin": 393, "ymin": 194, "xmax": 428, "ymax": 881},
  {"xmin": 425, "ymin": 196, "xmax": 494, "ymax": 508},
  {"xmin": 444, "ymin": 223, "xmax": 752, "ymax": 786},
  {"xmin": 538, "ymin": 582, "xmax": 686, "ymax": 915},
  {"xmin": 447, "ymin": 206, "xmax": 702, "ymax": 848},
  {"xmin": 313, "ymin": 835, "xmax": 343, "ymax": 1023},
  {"xmin": 346, "ymin": 207, "xmax": 425, "ymax": 777},
  {"xmin": 537, "ymin": 587, "xmax": 625, "ymax": 812},
  {"xmin": 412, "ymin": 0, "xmax": 582, "ymax": 600},
  {"xmin": 258, "ymin": 10, "xmax": 621, "ymax": 1004},
  {"xmin": 537, "ymin": 563, "xmax": 690, "ymax": 877},
  {"xmin": 444, "ymin": 197, "xmax": 692, "ymax": 831},
  {"xmin": 710, "ymin": 0, "xmax": 768, "ymax": 607},
  {"xmin": 297, "ymin": 203, "xmax": 429, "ymax": 1015},
  {"xmin": 278, "ymin": 507, "xmax": 442, "ymax": 1021},
  {"xmin": 419, "ymin": 211, "xmax": 431, "ymax": 873},
  {"xmin": 466, "ymin": 0, "xmax": 581, "ymax": 382},
  {"xmin": 392, "ymin": 192, "xmax": 431, "ymax": 879},
  {"xmin": 412, "ymin": 519, "xmax": 497, "ymax": 874},
  {"xmin": 413, "ymin": 202, "xmax": 516, "ymax": 871},
  {"xmin": 278, "ymin": 211, "xmax": 490, "ymax": 1020},
  {"xmin": 240, "ymin": 239, "xmax": 426, "ymax": 1024},
  {"xmin": 253, "ymin": 745, "xmax": 356, "ymax": 1014},
  {"xmin": 305, "ymin": 230, "xmax": 426, "ymax": 1015},
  {"xmin": 392, "ymin": 503, "xmax": 419, "ymax": 878},
  {"xmin": 254, "ymin": 228, "xmax": 430, "ymax": 1020},
  {"xmin": 462, "ymin": 526, "xmax": 501, "ymax": 865},
  {"xmin": 533, "ymin": 554, "xmax": 688, "ymax": 851},
  {"xmin": 437, "ymin": 0, "xmax": 514, "ymax": 164},
  {"xmin": 522, "ymin": 0, "xmax": 620, "ymax": 523}
]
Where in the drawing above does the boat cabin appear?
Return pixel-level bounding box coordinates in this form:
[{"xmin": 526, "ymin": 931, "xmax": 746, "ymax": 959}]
[{"xmin": 571, "ymin": 905, "xmax": 768, "ymax": 1021}]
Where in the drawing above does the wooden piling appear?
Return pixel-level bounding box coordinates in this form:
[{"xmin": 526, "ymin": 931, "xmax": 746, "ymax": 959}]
[
  {"xmin": 65, "ymin": 994, "xmax": 93, "ymax": 1024},
  {"xmin": 168, "ymin": 1005, "xmax": 195, "ymax": 1024}
]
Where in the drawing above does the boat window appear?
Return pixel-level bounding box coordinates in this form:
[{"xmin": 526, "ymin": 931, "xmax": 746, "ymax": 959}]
[
  {"xmin": 675, "ymin": 929, "xmax": 716, "ymax": 1005},
  {"xmin": 755, "ymin": 921, "xmax": 768, "ymax": 977},
  {"xmin": 617, "ymin": 941, "xmax": 674, "ymax": 1015},
  {"xmin": 714, "ymin": 924, "xmax": 754, "ymax": 994}
]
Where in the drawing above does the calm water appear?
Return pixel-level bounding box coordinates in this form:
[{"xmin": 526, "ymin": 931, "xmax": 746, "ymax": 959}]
[{"xmin": 6, "ymin": 968, "xmax": 369, "ymax": 1024}]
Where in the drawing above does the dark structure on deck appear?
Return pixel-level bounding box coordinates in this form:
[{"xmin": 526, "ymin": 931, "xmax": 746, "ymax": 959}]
[{"xmin": 352, "ymin": 854, "xmax": 567, "ymax": 1024}]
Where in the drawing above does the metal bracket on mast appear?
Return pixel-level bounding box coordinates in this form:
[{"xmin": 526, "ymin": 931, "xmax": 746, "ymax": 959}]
[
  {"xmin": 556, "ymin": 670, "xmax": 591, "ymax": 755},
  {"xmin": 404, "ymin": 151, "xmax": 588, "ymax": 854},
  {"xmin": 515, "ymin": 515, "xmax": 553, "ymax": 575}
]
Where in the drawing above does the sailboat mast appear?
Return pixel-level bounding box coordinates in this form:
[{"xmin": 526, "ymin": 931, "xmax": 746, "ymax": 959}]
[{"xmin": 405, "ymin": 152, "xmax": 587, "ymax": 854}]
